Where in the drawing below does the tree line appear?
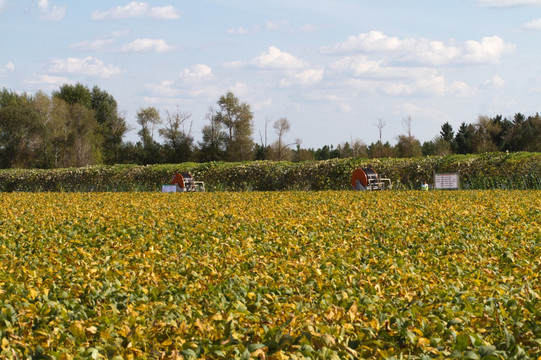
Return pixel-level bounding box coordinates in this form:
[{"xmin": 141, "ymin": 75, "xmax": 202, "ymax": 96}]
[{"xmin": 1, "ymin": 83, "xmax": 541, "ymax": 169}]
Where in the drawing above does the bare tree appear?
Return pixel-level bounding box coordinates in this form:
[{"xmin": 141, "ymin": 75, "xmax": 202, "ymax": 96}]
[
  {"xmin": 349, "ymin": 134, "xmax": 368, "ymax": 158},
  {"xmin": 159, "ymin": 108, "xmax": 192, "ymax": 149},
  {"xmin": 402, "ymin": 115, "xmax": 413, "ymax": 138},
  {"xmin": 259, "ymin": 117, "xmax": 271, "ymax": 148},
  {"xmin": 374, "ymin": 118, "xmax": 386, "ymax": 143},
  {"xmin": 272, "ymin": 117, "xmax": 300, "ymax": 160}
]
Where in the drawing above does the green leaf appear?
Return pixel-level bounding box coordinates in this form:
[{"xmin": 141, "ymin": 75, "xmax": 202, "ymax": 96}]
[
  {"xmin": 240, "ymin": 348, "xmax": 251, "ymax": 360},
  {"xmin": 181, "ymin": 349, "xmax": 196, "ymax": 358},
  {"xmin": 464, "ymin": 351, "xmax": 480, "ymax": 359},
  {"xmin": 455, "ymin": 334, "xmax": 470, "ymax": 351},
  {"xmin": 247, "ymin": 343, "xmax": 266, "ymax": 352}
]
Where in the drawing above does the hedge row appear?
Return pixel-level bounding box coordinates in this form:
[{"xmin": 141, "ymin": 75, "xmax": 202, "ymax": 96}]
[{"xmin": 1, "ymin": 152, "xmax": 540, "ymax": 192}]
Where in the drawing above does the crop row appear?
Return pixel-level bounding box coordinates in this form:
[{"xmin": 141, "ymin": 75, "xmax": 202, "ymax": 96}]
[
  {"xmin": 1, "ymin": 152, "xmax": 541, "ymax": 192},
  {"xmin": 1, "ymin": 190, "xmax": 540, "ymax": 359}
]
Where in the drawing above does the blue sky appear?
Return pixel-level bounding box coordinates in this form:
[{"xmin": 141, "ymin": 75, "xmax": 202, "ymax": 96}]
[{"xmin": 1, "ymin": 0, "xmax": 541, "ymax": 149}]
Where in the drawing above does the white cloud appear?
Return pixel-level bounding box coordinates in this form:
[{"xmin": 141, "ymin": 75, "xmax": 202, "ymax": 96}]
[
  {"xmin": 295, "ymin": 69, "xmax": 324, "ymax": 84},
  {"xmin": 36, "ymin": 0, "xmax": 66, "ymax": 21},
  {"xmin": 145, "ymin": 81, "xmax": 180, "ymax": 97},
  {"xmin": 462, "ymin": 36, "xmax": 515, "ymax": 64},
  {"xmin": 49, "ymin": 57, "xmax": 122, "ymax": 78},
  {"xmin": 222, "ymin": 61, "xmax": 247, "ymax": 69},
  {"xmin": 228, "ymin": 82, "xmax": 252, "ymax": 98},
  {"xmin": 249, "ymin": 46, "xmax": 307, "ymax": 69},
  {"xmin": 476, "ymin": 0, "xmax": 541, "ymax": 7},
  {"xmin": 299, "ymin": 24, "xmax": 323, "ymax": 33},
  {"xmin": 227, "ymin": 20, "xmax": 300, "ymax": 34},
  {"xmin": 91, "ymin": 2, "xmax": 180, "ymax": 20},
  {"xmin": 227, "ymin": 26, "xmax": 257, "ymax": 34},
  {"xmin": 1, "ymin": 62, "xmax": 15, "ymax": 74},
  {"xmin": 330, "ymin": 56, "xmax": 384, "ymax": 77},
  {"xmin": 265, "ymin": 20, "xmax": 290, "ymax": 31},
  {"xmin": 329, "ymin": 56, "xmax": 474, "ymax": 97},
  {"xmin": 413, "ymin": 74, "xmax": 475, "ymax": 97},
  {"xmin": 330, "ymin": 56, "xmax": 434, "ymax": 79},
  {"xmin": 180, "ymin": 64, "xmax": 213, "ymax": 78},
  {"xmin": 280, "ymin": 69, "xmax": 324, "ymax": 87},
  {"xmin": 70, "ymin": 30, "xmax": 130, "ymax": 51},
  {"xmin": 121, "ymin": 38, "xmax": 172, "ymax": 53},
  {"xmin": 24, "ymin": 74, "xmax": 73, "ymax": 90},
  {"xmin": 0, "ymin": 0, "xmax": 5, "ymax": 12},
  {"xmin": 252, "ymin": 97, "xmax": 273, "ymax": 111},
  {"xmin": 322, "ymin": 31, "xmax": 414, "ymax": 54},
  {"xmin": 322, "ymin": 31, "xmax": 514, "ymax": 65},
  {"xmin": 523, "ymin": 18, "xmax": 541, "ymax": 30},
  {"xmin": 70, "ymin": 38, "xmax": 116, "ymax": 51},
  {"xmin": 482, "ymin": 75, "xmax": 506, "ymax": 89}
]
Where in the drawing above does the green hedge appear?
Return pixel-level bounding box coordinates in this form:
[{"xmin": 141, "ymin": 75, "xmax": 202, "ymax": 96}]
[{"xmin": 1, "ymin": 152, "xmax": 540, "ymax": 192}]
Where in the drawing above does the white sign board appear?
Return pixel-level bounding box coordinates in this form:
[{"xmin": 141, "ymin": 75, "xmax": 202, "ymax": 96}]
[
  {"xmin": 434, "ymin": 173, "xmax": 459, "ymax": 190},
  {"xmin": 162, "ymin": 184, "xmax": 181, "ymax": 193}
]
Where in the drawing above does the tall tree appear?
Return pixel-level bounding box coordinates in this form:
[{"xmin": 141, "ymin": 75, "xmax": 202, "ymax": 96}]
[
  {"xmin": 47, "ymin": 97, "xmax": 72, "ymax": 168},
  {"xmin": 32, "ymin": 91, "xmax": 54, "ymax": 168},
  {"xmin": 214, "ymin": 91, "xmax": 254, "ymax": 161},
  {"xmin": 270, "ymin": 117, "xmax": 299, "ymax": 161},
  {"xmin": 159, "ymin": 108, "xmax": 194, "ymax": 163},
  {"xmin": 440, "ymin": 122, "xmax": 454, "ymax": 142},
  {"xmin": 395, "ymin": 134, "xmax": 422, "ymax": 158},
  {"xmin": 0, "ymin": 89, "xmax": 43, "ymax": 168},
  {"xmin": 53, "ymin": 83, "xmax": 92, "ymax": 108},
  {"xmin": 454, "ymin": 122, "xmax": 475, "ymax": 154},
  {"xmin": 68, "ymin": 103, "xmax": 98, "ymax": 166},
  {"xmin": 52, "ymin": 85, "xmax": 102, "ymax": 166},
  {"xmin": 374, "ymin": 118, "xmax": 386, "ymax": 144},
  {"xmin": 198, "ymin": 107, "xmax": 227, "ymax": 162},
  {"xmin": 473, "ymin": 115, "xmax": 501, "ymax": 153},
  {"xmin": 368, "ymin": 141, "xmax": 395, "ymax": 158},
  {"xmin": 136, "ymin": 106, "xmax": 162, "ymax": 164},
  {"xmin": 91, "ymin": 86, "xmax": 128, "ymax": 164}
]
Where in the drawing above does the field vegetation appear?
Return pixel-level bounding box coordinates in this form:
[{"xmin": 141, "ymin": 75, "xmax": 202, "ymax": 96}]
[
  {"xmin": 1, "ymin": 190, "xmax": 540, "ymax": 359},
  {"xmin": 1, "ymin": 152, "xmax": 541, "ymax": 192}
]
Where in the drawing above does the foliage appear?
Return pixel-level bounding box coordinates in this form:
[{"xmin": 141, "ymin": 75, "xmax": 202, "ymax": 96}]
[
  {"xmin": 212, "ymin": 92, "xmax": 254, "ymax": 162},
  {"xmin": 0, "ymin": 85, "xmax": 128, "ymax": 169},
  {"xmin": 1, "ymin": 152, "xmax": 541, "ymax": 192},
  {"xmin": 0, "ymin": 191, "xmax": 540, "ymax": 359}
]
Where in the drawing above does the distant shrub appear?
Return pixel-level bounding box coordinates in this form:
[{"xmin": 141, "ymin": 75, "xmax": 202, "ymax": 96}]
[{"xmin": 1, "ymin": 152, "xmax": 540, "ymax": 192}]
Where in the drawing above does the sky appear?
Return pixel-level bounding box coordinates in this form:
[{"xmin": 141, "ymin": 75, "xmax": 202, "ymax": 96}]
[{"xmin": 1, "ymin": 0, "xmax": 541, "ymax": 149}]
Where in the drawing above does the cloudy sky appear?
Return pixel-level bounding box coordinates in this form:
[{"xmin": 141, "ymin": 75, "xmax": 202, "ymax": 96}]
[{"xmin": 1, "ymin": 0, "xmax": 541, "ymax": 148}]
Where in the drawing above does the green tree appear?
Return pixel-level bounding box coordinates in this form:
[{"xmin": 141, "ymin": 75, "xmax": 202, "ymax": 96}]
[
  {"xmin": 53, "ymin": 83, "xmax": 92, "ymax": 108},
  {"xmin": 47, "ymin": 97, "xmax": 72, "ymax": 168},
  {"xmin": 159, "ymin": 108, "xmax": 194, "ymax": 163},
  {"xmin": 31, "ymin": 91, "xmax": 54, "ymax": 168},
  {"xmin": 524, "ymin": 114, "xmax": 541, "ymax": 151},
  {"xmin": 440, "ymin": 122, "xmax": 454, "ymax": 142},
  {"xmin": 136, "ymin": 106, "xmax": 162, "ymax": 164},
  {"xmin": 422, "ymin": 136, "xmax": 452, "ymax": 156},
  {"xmin": 52, "ymin": 85, "xmax": 102, "ymax": 166},
  {"xmin": 91, "ymin": 86, "xmax": 128, "ymax": 164},
  {"xmin": 68, "ymin": 103, "xmax": 99, "ymax": 166},
  {"xmin": 368, "ymin": 141, "xmax": 395, "ymax": 158},
  {"xmin": 214, "ymin": 91, "xmax": 254, "ymax": 161},
  {"xmin": 53, "ymin": 83, "xmax": 128, "ymax": 165},
  {"xmin": 454, "ymin": 122, "xmax": 476, "ymax": 154},
  {"xmin": 395, "ymin": 135, "xmax": 422, "ymax": 158},
  {"xmin": 473, "ymin": 115, "xmax": 501, "ymax": 153},
  {"xmin": 198, "ymin": 107, "xmax": 227, "ymax": 162},
  {"xmin": 0, "ymin": 89, "xmax": 43, "ymax": 168}
]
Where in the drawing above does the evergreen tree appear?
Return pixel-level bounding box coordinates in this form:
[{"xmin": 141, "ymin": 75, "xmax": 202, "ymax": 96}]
[{"xmin": 454, "ymin": 122, "xmax": 475, "ymax": 154}]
